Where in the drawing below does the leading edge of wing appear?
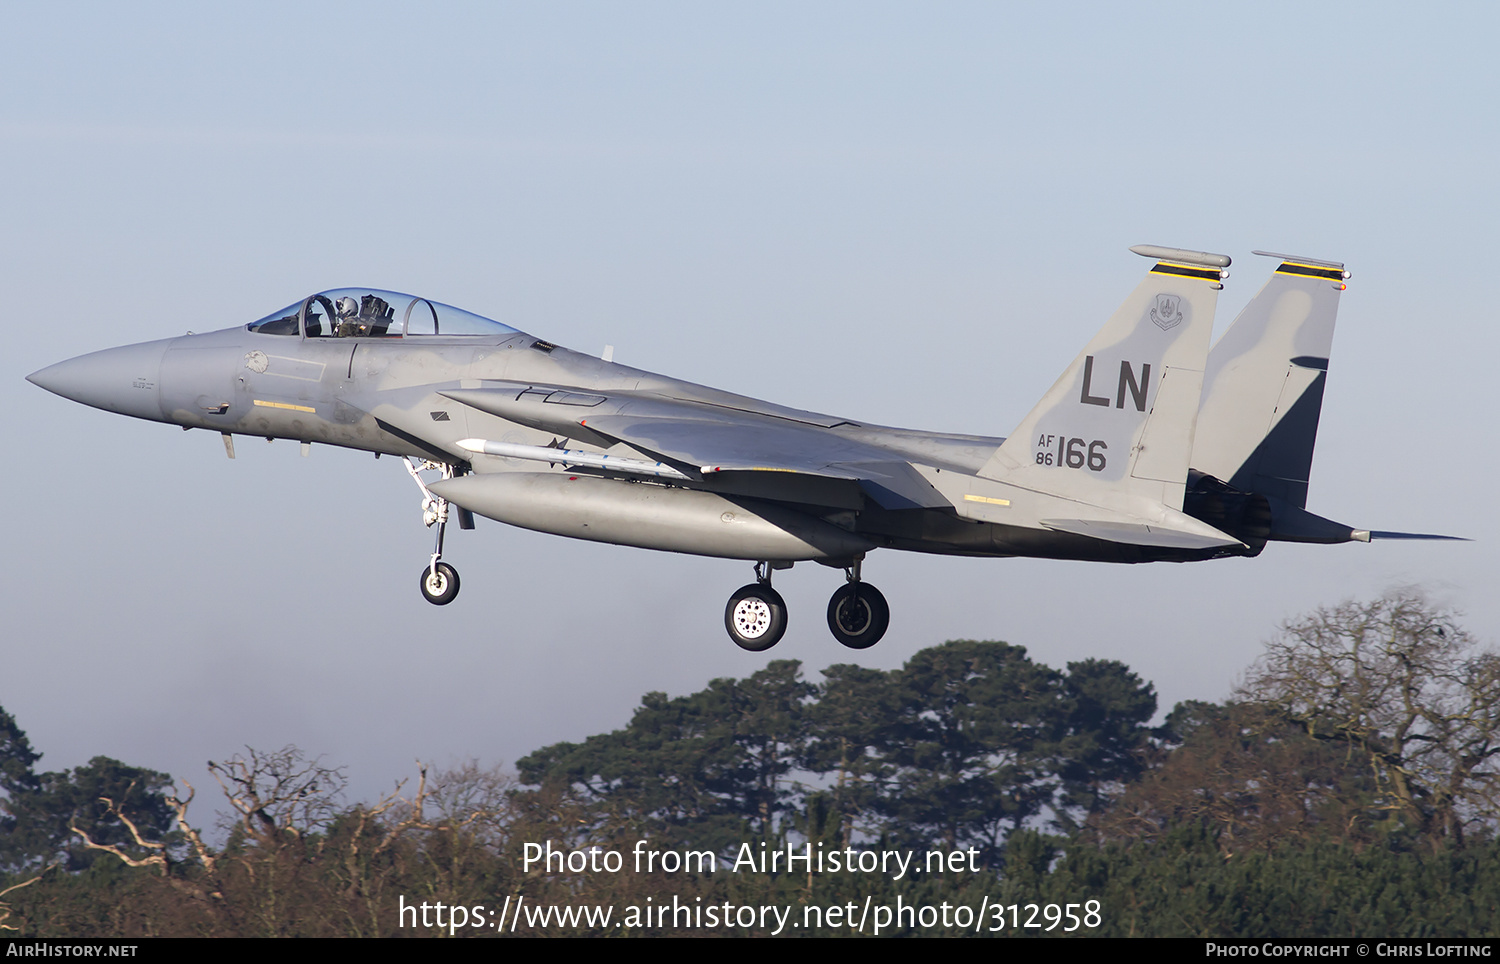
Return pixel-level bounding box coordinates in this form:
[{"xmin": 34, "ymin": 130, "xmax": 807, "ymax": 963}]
[
  {"xmin": 568, "ymin": 413, "xmax": 955, "ymax": 510},
  {"xmin": 442, "ymin": 386, "xmax": 953, "ymax": 510}
]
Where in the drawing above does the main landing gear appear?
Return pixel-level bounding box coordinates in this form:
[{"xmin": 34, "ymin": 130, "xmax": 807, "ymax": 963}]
[
  {"xmin": 725, "ymin": 561, "xmax": 789, "ymax": 652},
  {"xmin": 405, "ymin": 457, "xmax": 468, "ymax": 606},
  {"xmin": 827, "ymin": 557, "xmax": 889, "ymax": 650},
  {"xmin": 723, "ymin": 557, "xmax": 890, "ymax": 651}
]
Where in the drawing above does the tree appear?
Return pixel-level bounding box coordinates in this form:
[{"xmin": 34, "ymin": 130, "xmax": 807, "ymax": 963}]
[
  {"xmin": 517, "ymin": 660, "xmax": 815, "ymax": 851},
  {"xmin": 802, "ymin": 663, "xmax": 901, "ymax": 848},
  {"xmin": 867, "ymin": 642, "xmax": 1159, "ymax": 863},
  {"xmin": 1053, "ymin": 658, "xmax": 1158, "ymax": 825},
  {"xmin": 2, "ymin": 754, "xmax": 175, "ymax": 873},
  {"xmin": 1091, "ymin": 700, "xmax": 1381, "ymax": 851},
  {"xmin": 1237, "ymin": 590, "xmax": 1500, "ymax": 846},
  {"xmin": 209, "ymin": 746, "xmax": 349, "ymax": 844},
  {"xmin": 0, "ymin": 705, "xmax": 182, "ymax": 875},
  {"xmin": 876, "ymin": 641, "xmax": 1068, "ymax": 864},
  {"xmin": 0, "ymin": 707, "xmax": 41, "ymax": 798},
  {"xmin": 0, "ymin": 707, "xmax": 43, "ymax": 870},
  {"xmin": 518, "ymin": 643, "xmax": 1159, "ymax": 866}
]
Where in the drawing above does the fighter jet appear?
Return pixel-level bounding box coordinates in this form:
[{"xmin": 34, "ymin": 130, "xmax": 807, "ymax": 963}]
[{"xmin": 27, "ymin": 245, "xmax": 1456, "ymax": 651}]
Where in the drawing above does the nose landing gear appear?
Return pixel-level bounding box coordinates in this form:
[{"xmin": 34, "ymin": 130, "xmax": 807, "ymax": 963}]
[
  {"xmin": 405, "ymin": 457, "xmax": 462, "ymax": 606},
  {"xmin": 419, "ymin": 561, "xmax": 460, "ymax": 605}
]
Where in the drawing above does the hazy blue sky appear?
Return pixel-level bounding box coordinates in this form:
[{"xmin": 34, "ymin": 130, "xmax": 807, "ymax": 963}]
[{"xmin": 3, "ymin": 2, "xmax": 1496, "ymax": 805}]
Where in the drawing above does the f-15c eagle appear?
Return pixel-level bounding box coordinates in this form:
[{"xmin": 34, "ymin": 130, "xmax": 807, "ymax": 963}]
[{"xmin": 29, "ymin": 245, "xmax": 1457, "ymax": 651}]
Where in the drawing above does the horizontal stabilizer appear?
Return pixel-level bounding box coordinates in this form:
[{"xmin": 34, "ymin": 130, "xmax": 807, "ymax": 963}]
[
  {"xmin": 1265, "ymin": 501, "xmax": 1468, "ymax": 544},
  {"xmin": 1366, "ymin": 530, "xmax": 1470, "ymax": 542}
]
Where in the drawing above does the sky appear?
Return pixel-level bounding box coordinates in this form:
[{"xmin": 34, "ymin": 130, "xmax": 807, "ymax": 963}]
[{"xmin": 3, "ymin": 2, "xmax": 1497, "ymax": 808}]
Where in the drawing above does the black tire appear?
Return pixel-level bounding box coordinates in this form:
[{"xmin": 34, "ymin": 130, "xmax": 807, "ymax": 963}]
[
  {"xmin": 827, "ymin": 582, "xmax": 889, "ymax": 649},
  {"xmin": 418, "ymin": 562, "xmax": 461, "ymax": 605},
  {"xmin": 724, "ymin": 584, "xmax": 788, "ymax": 652}
]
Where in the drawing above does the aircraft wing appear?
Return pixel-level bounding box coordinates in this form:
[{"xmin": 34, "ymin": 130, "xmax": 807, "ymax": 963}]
[{"xmin": 441, "ymin": 384, "xmax": 952, "ymax": 509}]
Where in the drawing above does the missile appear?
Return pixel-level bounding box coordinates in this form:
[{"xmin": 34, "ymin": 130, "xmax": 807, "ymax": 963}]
[{"xmin": 456, "ymin": 437, "xmax": 693, "ymax": 481}]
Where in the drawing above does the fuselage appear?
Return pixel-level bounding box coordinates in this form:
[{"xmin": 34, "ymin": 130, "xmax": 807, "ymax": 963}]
[
  {"xmin": 28, "ymin": 288, "xmax": 1250, "ymax": 567},
  {"xmin": 30, "ymin": 253, "xmax": 1442, "ymax": 650}
]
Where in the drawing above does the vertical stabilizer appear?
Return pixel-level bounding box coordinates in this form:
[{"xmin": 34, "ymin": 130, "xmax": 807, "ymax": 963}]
[
  {"xmin": 1193, "ymin": 252, "xmax": 1348, "ymax": 508},
  {"xmin": 979, "ymin": 245, "xmax": 1227, "ymax": 516}
]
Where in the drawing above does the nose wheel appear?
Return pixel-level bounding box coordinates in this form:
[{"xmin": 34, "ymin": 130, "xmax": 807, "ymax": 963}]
[{"xmin": 419, "ymin": 561, "xmax": 461, "ymax": 605}]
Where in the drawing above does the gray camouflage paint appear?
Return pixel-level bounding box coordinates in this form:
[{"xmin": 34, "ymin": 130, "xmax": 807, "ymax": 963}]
[{"xmin": 28, "ymin": 248, "xmax": 1448, "ymax": 617}]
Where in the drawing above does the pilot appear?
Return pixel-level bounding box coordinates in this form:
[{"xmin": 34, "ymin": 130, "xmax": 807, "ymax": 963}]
[{"xmin": 334, "ymin": 296, "xmax": 365, "ymax": 338}]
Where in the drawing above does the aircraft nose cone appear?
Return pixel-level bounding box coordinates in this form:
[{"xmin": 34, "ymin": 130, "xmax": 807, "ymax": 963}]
[{"xmin": 28, "ymin": 339, "xmax": 174, "ymax": 422}]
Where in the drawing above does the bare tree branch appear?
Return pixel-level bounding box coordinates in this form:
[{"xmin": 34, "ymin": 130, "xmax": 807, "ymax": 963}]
[
  {"xmin": 70, "ymin": 783, "xmax": 170, "ymax": 875},
  {"xmin": 208, "ymin": 746, "xmax": 348, "ymax": 843},
  {"xmin": 1237, "ymin": 589, "xmax": 1500, "ymax": 845},
  {"xmin": 0, "ymin": 865, "xmax": 57, "ymax": 932}
]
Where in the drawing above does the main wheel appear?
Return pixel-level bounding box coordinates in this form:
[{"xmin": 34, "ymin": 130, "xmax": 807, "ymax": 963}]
[
  {"xmin": 418, "ymin": 562, "xmax": 461, "ymax": 605},
  {"xmin": 827, "ymin": 582, "xmax": 889, "ymax": 649},
  {"xmin": 724, "ymin": 584, "xmax": 788, "ymax": 651}
]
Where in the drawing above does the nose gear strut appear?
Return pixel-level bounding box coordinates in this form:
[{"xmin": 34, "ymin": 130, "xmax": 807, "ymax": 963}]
[{"xmin": 405, "ymin": 457, "xmax": 461, "ymax": 605}]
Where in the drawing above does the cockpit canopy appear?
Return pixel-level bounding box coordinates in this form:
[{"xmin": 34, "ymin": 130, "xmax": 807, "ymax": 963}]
[{"xmin": 247, "ymin": 288, "xmax": 520, "ymax": 338}]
